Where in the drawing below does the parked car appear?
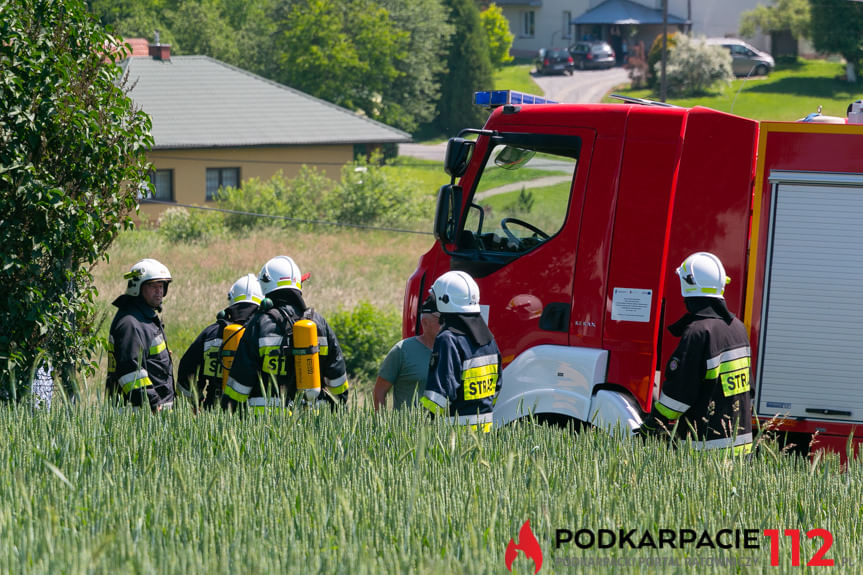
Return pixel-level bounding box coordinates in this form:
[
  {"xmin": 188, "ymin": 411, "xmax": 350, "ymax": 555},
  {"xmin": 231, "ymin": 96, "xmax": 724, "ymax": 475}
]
[
  {"xmin": 535, "ymin": 48, "xmax": 574, "ymax": 75},
  {"xmin": 705, "ymin": 38, "xmax": 774, "ymax": 76},
  {"xmin": 568, "ymin": 41, "xmax": 616, "ymax": 70}
]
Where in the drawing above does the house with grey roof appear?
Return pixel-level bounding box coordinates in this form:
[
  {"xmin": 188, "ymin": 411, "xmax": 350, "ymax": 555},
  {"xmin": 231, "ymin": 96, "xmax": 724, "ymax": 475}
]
[{"xmin": 122, "ymin": 41, "xmax": 411, "ymax": 217}]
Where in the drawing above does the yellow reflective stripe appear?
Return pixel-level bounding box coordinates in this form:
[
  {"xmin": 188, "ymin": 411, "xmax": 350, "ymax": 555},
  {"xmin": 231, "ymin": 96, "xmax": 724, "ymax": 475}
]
[
  {"xmin": 122, "ymin": 375, "xmax": 152, "ymax": 394},
  {"xmin": 468, "ymin": 422, "xmax": 493, "ymax": 433},
  {"xmin": 328, "ymin": 378, "xmax": 349, "ymax": 395},
  {"xmin": 705, "ymin": 356, "xmax": 751, "ymax": 379},
  {"xmin": 655, "ymin": 401, "xmax": 684, "ymax": 420},
  {"xmin": 731, "ymin": 443, "xmax": 753, "ymax": 456},
  {"xmin": 420, "ymin": 396, "xmax": 446, "ymax": 416},
  {"xmin": 149, "ymin": 340, "xmax": 166, "ymax": 355},
  {"xmin": 223, "ymin": 385, "xmax": 248, "ymax": 403}
]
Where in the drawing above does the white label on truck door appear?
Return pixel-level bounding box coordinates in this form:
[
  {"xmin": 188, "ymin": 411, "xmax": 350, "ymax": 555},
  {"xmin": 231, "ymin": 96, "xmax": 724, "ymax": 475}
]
[{"xmin": 611, "ymin": 288, "xmax": 652, "ymax": 322}]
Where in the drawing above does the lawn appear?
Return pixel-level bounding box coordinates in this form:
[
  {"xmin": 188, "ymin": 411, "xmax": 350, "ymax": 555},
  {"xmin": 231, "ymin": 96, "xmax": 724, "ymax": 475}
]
[
  {"xmin": 494, "ymin": 62, "xmax": 542, "ymax": 95},
  {"xmin": 604, "ymin": 59, "xmax": 860, "ymax": 120}
]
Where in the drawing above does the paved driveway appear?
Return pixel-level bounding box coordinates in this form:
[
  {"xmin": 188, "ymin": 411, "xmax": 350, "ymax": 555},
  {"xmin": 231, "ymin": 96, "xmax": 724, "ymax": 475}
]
[{"xmin": 532, "ymin": 66, "xmax": 629, "ymax": 104}]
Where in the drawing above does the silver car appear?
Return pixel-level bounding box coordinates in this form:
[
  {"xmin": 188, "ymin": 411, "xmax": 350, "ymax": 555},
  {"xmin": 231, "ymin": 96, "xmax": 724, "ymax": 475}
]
[{"xmin": 705, "ymin": 38, "xmax": 774, "ymax": 77}]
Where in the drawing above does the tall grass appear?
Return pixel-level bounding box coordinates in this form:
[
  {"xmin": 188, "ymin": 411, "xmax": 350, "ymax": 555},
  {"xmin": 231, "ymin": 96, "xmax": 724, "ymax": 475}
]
[{"xmin": 0, "ymin": 403, "xmax": 859, "ymax": 574}]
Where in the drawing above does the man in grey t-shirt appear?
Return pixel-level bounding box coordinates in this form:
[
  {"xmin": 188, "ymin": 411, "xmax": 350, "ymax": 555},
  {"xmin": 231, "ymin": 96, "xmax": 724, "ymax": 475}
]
[{"xmin": 374, "ymin": 297, "xmax": 440, "ymax": 410}]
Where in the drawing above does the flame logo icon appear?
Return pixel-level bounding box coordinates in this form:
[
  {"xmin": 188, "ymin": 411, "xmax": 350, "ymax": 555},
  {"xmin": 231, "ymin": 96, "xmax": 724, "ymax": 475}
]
[{"xmin": 505, "ymin": 519, "xmax": 543, "ymax": 573}]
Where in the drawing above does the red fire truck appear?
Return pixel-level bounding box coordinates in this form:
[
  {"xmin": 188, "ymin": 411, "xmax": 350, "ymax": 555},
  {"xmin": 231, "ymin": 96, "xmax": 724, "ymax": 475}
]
[{"xmin": 403, "ymin": 90, "xmax": 863, "ymax": 456}]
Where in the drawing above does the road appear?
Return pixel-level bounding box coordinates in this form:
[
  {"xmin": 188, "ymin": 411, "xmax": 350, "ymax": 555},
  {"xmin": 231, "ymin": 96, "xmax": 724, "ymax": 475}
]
[{"xmin": 398, "ymin": 66, "xmax": 629, "ymax": 161}]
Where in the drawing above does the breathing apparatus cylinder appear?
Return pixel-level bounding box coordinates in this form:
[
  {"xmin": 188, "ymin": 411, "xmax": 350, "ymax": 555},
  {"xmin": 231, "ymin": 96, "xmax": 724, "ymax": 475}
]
[
  {"xmin": 220, "ymin": 323, "xmax": 245, "ymax": 393},
  {"xmin": 292, "ymin": 319, "xmax": 321, "ymax": 402}
]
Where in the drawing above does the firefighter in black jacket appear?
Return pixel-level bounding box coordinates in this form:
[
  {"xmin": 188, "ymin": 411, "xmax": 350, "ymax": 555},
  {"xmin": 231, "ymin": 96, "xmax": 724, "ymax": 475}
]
[
  {"xmin": 177, "ymin": 274, "xmax": 263, "ymax": 410},
  {"xmin": 221, "ymin": 255, "xmax": 349, "ymax": 412},
  {"xmin": 640, "ymin": 252, "xmax": 753, "ymax": 454},
  {"xmin": 106, "ymin": 258, "xmax": 175, "ymax": 412},
  {"xmin": 421, "ymin": 271, "xmax": 502, "ymax": 432}
]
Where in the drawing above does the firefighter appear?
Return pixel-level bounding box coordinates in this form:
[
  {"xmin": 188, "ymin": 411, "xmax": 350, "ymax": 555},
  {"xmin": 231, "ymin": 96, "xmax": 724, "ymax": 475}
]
[
  {"xmin": 421, "ymin": 271, "xmax": 502, "ymax": 432},
  {"xmin": 177, "ymin": 274, "xmax": 263, "ymax": 410},
  {"xmin": 639, "ymin": 252, "xmax": 753, "ymax": 454},
  {"xmin": 221, "ymin": 255, "xmax": 349, "ymax": 412},
  {"xmin": 106, "ymin": 258, "xmax": 175, "ymax": 412}
]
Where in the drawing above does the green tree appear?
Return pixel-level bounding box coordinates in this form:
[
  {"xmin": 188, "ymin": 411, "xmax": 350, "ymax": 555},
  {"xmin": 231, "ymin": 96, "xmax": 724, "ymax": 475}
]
[
  {"xmin": 0, "ymin": 0, "xmax": 153, "ymax": 399},
  {"xmin": 739, "ymin": 0, "xmax": 811, "ymax": 39},
  {"xmin": 809, "ymin": 0, "xmax": 863, "ymax": 82},
  {"xmin": 377, "ymin": 0, "xmax": 454, "ymax": 132},
  {"xmin": 272, "ymin": 0, "xmax": 408, "ymax": 123},
  {"xmin": 434, "ymin": 0, "xmax": 493, "ymax": 135},
  {"xmin": 480, "ymin": 3, "xmax": 514, "ymax": 69}
]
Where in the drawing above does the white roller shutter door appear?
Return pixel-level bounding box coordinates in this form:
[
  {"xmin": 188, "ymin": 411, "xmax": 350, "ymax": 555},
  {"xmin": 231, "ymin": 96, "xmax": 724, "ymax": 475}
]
[{"xmin": 757, "ymin": 171, "xmax": 863, "ymax": 424}]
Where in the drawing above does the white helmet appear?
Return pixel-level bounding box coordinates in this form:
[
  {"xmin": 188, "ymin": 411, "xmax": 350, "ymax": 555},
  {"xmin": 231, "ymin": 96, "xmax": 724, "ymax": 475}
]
[
  {"xmin": 259, "ymin": 256, "xmax": 302, "ymax": 296},
  {"xmin": 228, "ymin": 273, "xmax": 264, "ymax": 305},
  {"xmin": 124, "ymin": 258, "xmax": 172, "ymax": 297},
  {"xmin": 676, "ymin": 252, "xmax": 730, "ymax": 298},
  {"xmin": 430, "ymin": 271, "xmax": 481, "ymax": 314}
]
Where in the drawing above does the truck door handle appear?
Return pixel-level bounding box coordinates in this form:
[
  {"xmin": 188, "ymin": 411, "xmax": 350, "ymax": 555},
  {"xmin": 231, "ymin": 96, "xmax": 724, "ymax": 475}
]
[
  {"xmin": 539, "ymin": 302, "xmax": 570, "ymax": 332},
  {"xmin": 805, "ymin": 408, "xmax": 852, "ymax": 417}
]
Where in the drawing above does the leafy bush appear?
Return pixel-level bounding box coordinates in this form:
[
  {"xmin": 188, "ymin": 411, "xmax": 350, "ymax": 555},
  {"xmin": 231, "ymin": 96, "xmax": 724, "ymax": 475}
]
[
  {"xmin": 217, "ymin": 167, "xmax": 334, "ymax": 232},
  {"xmin": 325, "ymin": 156, "xmax": 426, "ymax": 227},
  {"xmin": 0, "ymin": 0, "xmax": 152, "ymax": 400},
  {"xmin": 327, "ymin": 301, "xmax": 401, "ymax": 383},
  {"xmin": 218, "ymin": 159, "xmax": 425, "ymax": 232},
  {"xmin": 646, "ymin": 32, "xmax": 678, "ymax": 88},
  {"xmin": 157, "ymin": 207, "xmax": 223, "ymax": 243},
  {"xmin": 660, "ymin": 35, "xmax": 733, "ymax": 96}
]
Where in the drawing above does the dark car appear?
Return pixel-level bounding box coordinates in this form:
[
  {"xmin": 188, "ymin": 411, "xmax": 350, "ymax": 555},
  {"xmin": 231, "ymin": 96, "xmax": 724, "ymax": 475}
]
[
  {"xmin": 569, "ymin": 41, "xmax": 616, "ymax": 70},
  {"xmin": 535, "ymin": 48, "xmax": 574, "ymax": 76}
]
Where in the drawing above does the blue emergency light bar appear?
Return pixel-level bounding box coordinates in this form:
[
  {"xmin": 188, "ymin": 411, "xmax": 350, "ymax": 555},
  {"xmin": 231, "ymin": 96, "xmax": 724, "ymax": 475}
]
[{"xmin": 474, "ymin": 90, "xmax": 558, "ymax": 107}]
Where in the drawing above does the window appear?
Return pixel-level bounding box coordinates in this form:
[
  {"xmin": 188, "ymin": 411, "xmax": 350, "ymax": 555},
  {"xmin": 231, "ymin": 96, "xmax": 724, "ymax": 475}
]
[
  {"xmin": 206, "ymin": 167, "xmax": 240, "ymax": 201},
  {"xmin": 562, "ymin": 11, "xmax": 572, "ymax": 40},
  {"xmin": 143, "ymin": 169, "xmax": 173, "ymax": 202},
  {"xmin": 458, "ymin": 133, "xmax": 580, "ymax": 261},
  {"xmin": 521, "ymin": 11, "xmax": 535, "ymax": 37}
]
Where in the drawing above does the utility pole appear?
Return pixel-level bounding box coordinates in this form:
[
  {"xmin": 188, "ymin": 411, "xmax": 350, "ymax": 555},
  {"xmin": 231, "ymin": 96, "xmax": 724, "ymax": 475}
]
[{"xmin": 660, "ymin": 0, "xmax": 668, "ymax": 102}]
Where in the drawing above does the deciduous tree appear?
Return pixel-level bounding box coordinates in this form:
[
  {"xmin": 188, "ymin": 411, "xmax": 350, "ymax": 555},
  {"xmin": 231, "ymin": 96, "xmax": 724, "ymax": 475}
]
[
  {"xmin": 1, "ymin": 0, "xmax": 152, "ymax": 399},
  {"xmin": 434, "ymin": 0, "xmax": 493, "ymax": 135},
  {"xmin": 481, "ymin": 3, "xmax": 514, "ymax": 69},
  {"xmin": 808, "ymin": 0, "xmax": 863, "ymax": 82}
]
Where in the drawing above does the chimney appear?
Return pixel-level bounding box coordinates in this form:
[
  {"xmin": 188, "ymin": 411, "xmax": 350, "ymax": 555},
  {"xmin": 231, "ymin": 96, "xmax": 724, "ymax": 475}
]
[{"xmin": 148, "ymin": 30, "xmax": 171, "ymax": 61}]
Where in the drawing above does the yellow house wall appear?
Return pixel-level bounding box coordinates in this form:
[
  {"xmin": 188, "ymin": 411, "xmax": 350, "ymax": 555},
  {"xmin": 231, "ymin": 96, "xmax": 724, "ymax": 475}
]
[{"xmin": 139, "ymin": 145, "xmax": 354, "ymax": 219}]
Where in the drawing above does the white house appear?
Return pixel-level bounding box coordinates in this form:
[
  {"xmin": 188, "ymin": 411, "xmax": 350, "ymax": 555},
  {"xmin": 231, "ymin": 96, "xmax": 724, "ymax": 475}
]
[{"xmin": 496, "ymin": 0, "xmax": 772, "ymax": 58}]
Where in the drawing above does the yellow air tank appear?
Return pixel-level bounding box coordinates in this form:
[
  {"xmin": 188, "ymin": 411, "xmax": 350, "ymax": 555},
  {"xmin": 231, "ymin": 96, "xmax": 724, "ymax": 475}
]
[
  {"xmin": 292, "ymin": 319, "xmax": 321, "ymax": 402},
  {"xmin": 220, "ymin": 323, "xmax": 245, "ymax": 393}
]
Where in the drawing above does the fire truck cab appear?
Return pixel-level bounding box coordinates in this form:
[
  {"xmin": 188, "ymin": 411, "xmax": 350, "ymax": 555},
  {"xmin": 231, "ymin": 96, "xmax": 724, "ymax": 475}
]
[{"xmin": 403, "ymin": 90, "xmax": 863, "ymax": 455}]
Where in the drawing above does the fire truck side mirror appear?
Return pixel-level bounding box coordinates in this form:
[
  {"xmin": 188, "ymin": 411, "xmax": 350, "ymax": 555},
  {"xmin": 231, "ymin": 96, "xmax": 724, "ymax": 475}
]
[
  {"xmin": 434, "ymin": 184, "xmax": 463, "ymax": 244},
  {"xmin": 444, "ymin": 138, "xmax": 473, "ymax": 178}
]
